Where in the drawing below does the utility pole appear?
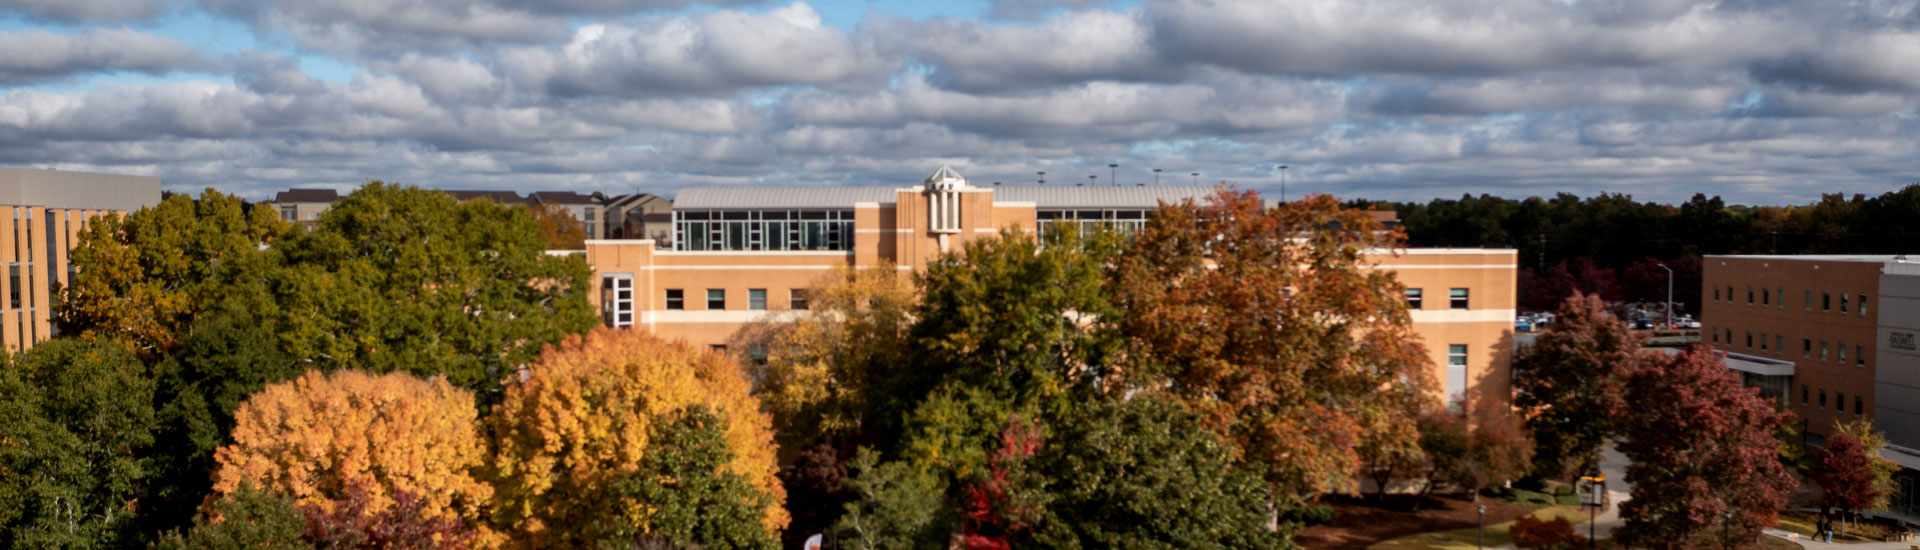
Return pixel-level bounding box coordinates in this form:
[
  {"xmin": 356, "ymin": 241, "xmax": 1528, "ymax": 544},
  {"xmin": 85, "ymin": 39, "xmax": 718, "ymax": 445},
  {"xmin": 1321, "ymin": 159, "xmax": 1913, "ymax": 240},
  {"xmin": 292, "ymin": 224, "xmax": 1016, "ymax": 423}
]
[
  {"xmin": 1109, "ymin": 164, "xmax": 1118, "ymax": 187},
  {"xmin": 1278, "ymin": 165, "xmax": 1288, "ymax": 202},
  {"xmin": 1538, "ymin": 234, "xmax": 1547, "ymax": 269},
  {"xmin": 1191, "ymin": 172, "xmax": 1199, "ymax": 185},
  {"xmin": 1037, "ymin": 171, "xmax": 1045, "ymax": 185}
]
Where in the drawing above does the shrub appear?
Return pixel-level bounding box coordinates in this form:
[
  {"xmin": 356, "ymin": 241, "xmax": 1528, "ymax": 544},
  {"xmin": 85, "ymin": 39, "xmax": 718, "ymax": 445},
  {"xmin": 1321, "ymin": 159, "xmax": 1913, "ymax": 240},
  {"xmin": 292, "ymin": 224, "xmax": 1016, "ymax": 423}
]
[
  {"xmin": 1282, "ymin": 504, "xmax": 1336, "ymax": 527},
  {"xmin": 1511, "ymin": 516, "xmax": 1587, "ymax": 550}
]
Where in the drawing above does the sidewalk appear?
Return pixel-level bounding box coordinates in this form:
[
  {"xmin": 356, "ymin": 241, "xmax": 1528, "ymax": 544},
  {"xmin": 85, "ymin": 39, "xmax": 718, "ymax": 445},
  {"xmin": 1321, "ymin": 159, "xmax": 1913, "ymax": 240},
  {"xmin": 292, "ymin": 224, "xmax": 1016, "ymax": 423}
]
[{"xmin": 1762, "ymin": 528, "xmax": 1919, "ymax": 549}]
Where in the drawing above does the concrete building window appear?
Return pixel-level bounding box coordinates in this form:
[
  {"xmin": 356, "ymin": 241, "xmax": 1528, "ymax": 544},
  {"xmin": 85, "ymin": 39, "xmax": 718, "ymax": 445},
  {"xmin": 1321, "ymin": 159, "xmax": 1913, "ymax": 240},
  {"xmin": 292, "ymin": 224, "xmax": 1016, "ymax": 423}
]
[
  {"xmin": 1449, "ymin": 288, "xmax": 1469, "ymax": 310},
  {"xmin": 665, "ymin": 289, "xmax": 683, "ymax": 310},
  {"xmin": 1841, "ymin": 293, "xmax": 1849, "ymax": 313},
  {"xmin": 600, "ymin": 275, "xmax": 633, "ymax": 328},
  {"xmin": 1805, "ymin": 290, "xmax": 1813, "ymax": 311},
  {"xmin": 1858, "ymin": 345, "xmax": 1867, "ymax": 366},
  {"xmin": 1405, "ymin": 288, "xmax": 1423, "ymax": 309},
  {"xmin": 707, "ymin": 289, "xmax": 725, "ymax": 310},
  {"xmin": 1446, "ymin": 344, "xmax": 1468, "ymax": 406},
  {"xmin": 1804, "ymin": 339, "xmax": 1812, "ymax": 358},
  {"xmin": 790, "ymin": 289, "xmax": 809, "ymax": 310},
  {"xmin": 749, "ymin": 289, "xmax": 767, "ymax": 310},
  {"xmin": 281, "ymin": 206, "xmax": 296, "ymax": 221}
]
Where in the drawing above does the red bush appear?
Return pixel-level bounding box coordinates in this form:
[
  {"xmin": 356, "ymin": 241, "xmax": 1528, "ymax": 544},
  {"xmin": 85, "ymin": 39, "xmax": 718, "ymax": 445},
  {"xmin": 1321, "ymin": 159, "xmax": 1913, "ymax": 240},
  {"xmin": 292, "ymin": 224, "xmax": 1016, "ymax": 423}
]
[{"xmin": 1511, "ymin": 515, "xmax": 1587, "ymax": 550}]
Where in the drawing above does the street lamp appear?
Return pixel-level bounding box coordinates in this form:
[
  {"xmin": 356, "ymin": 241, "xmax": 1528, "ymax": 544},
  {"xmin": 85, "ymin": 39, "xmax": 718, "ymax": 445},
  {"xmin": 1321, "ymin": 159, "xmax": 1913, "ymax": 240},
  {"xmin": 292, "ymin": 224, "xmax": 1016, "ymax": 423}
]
[
  {"xmin": 1723, "ymin": 509, "xmax": 1735, "ymax": 550},
  {"xmin": 1191, "ymin": 172, "xmax": 1199, "ymax": 185},
  {"xmin": 1153, "ymin": 168, "xmax": 1161, "ymax": 185},
  {"xmin": 1657, "ymin": 263, "xmax": 1674, "ymax": 329},
  {"xmin": 1109, "ymin": 164, "xmax": 1118, "ymax": 187},
  {"xmin": 1089, "ymin": 175, "xmax": 1097, "ymax": 186},
  {"xmin": 1477, "ymin": 504, "xmax": 1486, "ymax": 549},
  {"xmin": 1037, "ymin": 171, "xmax": 1046, "ymax": 185}
]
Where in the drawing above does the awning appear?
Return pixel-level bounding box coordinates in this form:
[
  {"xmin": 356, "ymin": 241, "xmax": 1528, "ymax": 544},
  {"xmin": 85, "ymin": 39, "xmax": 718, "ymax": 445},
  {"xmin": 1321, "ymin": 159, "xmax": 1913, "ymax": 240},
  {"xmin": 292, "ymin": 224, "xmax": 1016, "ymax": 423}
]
[
  {"xmin": 1882, "ymin": 445, "xmax": 1920, "ymax": 471},
  {"xmin": 1724, "ymin": 352, "xmax": 1795, "ymax": 377}
]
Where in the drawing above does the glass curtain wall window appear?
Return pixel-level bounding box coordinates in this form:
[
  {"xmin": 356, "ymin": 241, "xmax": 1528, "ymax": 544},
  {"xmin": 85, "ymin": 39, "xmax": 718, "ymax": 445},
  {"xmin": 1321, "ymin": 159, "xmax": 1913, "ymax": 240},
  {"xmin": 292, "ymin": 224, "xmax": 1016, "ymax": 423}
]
[
  {"xmin": 1035, "ymin": 209, "xmax": 1150, "ymax": 235},
  {"xmin": 673, "ymin": 209, "xmax": 857, "ymax": 251}
]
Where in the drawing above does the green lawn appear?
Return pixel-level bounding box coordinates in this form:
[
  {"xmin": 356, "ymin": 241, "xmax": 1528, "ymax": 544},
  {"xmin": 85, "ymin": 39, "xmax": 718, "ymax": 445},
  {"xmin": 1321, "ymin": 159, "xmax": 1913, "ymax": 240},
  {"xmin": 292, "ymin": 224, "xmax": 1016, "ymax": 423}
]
[{"xmin": 1368, "ymin": 506, "xmax": 1590, "ymax": 550}]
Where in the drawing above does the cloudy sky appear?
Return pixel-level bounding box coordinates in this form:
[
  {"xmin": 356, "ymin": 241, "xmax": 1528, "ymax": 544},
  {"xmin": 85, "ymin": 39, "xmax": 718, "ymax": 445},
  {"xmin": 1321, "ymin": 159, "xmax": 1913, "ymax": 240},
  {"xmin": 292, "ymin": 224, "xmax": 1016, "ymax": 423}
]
[{"xmin": 1, "ymin": 0, "xmax": 1916, "ymax": 204}]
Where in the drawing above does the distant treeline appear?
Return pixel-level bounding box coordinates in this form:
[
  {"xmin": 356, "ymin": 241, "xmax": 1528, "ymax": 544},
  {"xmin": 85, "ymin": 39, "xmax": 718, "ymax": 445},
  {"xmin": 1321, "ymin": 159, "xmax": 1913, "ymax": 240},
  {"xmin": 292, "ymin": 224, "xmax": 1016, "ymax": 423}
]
[{"xmin": 1359, "ymin": 183, "xmax": 1920, "ymax": 313}]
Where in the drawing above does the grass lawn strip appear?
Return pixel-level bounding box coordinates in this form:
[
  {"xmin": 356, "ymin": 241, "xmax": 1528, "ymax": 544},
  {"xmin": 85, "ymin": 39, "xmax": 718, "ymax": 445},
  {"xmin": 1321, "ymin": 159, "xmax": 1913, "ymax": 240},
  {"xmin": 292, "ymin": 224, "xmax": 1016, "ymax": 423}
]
[{"xmin": 1368, "ymin": 506, "xmax": 1588, "ymax": 550}]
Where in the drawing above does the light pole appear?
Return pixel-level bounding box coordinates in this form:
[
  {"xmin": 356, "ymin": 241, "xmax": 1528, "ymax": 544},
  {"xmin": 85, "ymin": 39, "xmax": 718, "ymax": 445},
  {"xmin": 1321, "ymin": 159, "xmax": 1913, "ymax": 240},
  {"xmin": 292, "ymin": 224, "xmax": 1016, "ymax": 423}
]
[
  {"xmin": 1037, "ymin": 171, "xmax": 1045, "ymax": 185},
  {"xmin": 1723, "ymin": 509, "xmax": 1735, "ymax": 550},
  {"xmin": 1278, "ymin": 164, "xmax": 1289, "ymax": 202},
  {"xmin": 1477, "ymin": 504, "xmax": 1486, "ymax": 549},
  {"xmin": 1657, "ymin": 263, "xmax": 1674, "ymax": 329},
  {"xmin": 1153, "ymin": 168, "xmax": 1161, "ymax": 185},
  {"xmin": 1089, "ymin": 175, "xmax": 1096, "ymax": 186},
  {"xmin": 1109, "ymin": 164, "xmax": 1118, "ymax": 187},
  {"xmin": 1191, "ymin": 172, "xmax": 1199, "ymax": 185}
]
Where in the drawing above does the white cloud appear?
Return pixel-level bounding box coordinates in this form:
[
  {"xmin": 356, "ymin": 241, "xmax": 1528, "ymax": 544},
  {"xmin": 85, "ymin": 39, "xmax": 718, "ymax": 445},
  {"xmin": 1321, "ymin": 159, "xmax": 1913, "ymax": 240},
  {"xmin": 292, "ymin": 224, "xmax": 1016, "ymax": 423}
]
[{"xmin": 0, "ymin": 28, "xmax": 213, "ymax": 84}]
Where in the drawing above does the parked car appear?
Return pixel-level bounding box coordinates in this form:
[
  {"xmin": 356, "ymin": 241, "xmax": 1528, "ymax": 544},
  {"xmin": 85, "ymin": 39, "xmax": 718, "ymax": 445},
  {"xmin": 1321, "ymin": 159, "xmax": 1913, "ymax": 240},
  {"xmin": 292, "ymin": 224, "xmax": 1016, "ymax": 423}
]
[
  {"xmin": 1516, "ymin": 317, "xmax": 1534, "ymax": 332},
  {"xmin": 1630, "ymin": 318, "xmax": 1654, "ymax": 330}
]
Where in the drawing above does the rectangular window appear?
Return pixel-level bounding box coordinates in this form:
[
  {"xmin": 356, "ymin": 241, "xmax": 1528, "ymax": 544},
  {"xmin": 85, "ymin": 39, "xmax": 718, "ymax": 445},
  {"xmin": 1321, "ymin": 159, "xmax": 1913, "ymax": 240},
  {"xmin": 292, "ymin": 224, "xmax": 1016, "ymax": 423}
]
[
  {"xmin": 1762, "ymin": 289, "xmax": 1769, "ymax": 306},
  {"xmin": 707, "ymin": 289, "xmax": 725, "ymax": 310},
  {"xmin": 1861, "ymin": 295, "xmax": 1869, "ymax": 316},
  {"xmin": 1760, "ymin": 332, "xmax": 1768, "ymax": 351},
  {"xmin": 6, "ymin": 264, "xmax": 16, "ymax": 310},
  {"xmin": 790, "ymin": 289, "xmax": 809, "ymax": 310},
  {"xmin": 1449, "ymin": 288, "xmax": 1469, "ymax": 310},
  {"xmin": 1776, "ymin": 289, "xmax": 1785, "ymax": 308},
  {"xmin": 1820, "ymin": 389, "xmax": 1827, "ymax": 409},
  {"xmin": 1857, "ymin": 396, "xmax": 1865, "ymax": 416},
  {"xmin": 1446, "ymin": 344, "xmax": 1468, "ymax": 405},
  {"xmin": 1713, "ymin": 286, "xmax": 1721, "ymax": 301},
  {"xmin": 1822, "ymin": 341, "xmax": 1830, "ymax": 360},
  {"xmin": 749, "ymin": 289, "xmax": 767, "ymax": 310},
  {"xmin": 665, "ymin": 289, "xmax": 684, "ymax": 310},
  {"xmin": 1841, "ymin": 293, "xmax": 1850, "ymax": 313},
  {"xmin": 709, "ymin": 344, "xmax": 727, "ymax": 353},
  {"xmin": 1805, "ymin": 290, "xmax": 1813, "ymax": 311},
  {"xmin": 1747, "ymin": 286, "xmax": 1754, "ymax": 305},
  {"xmin": 1405, "ymin": 288, "xmax": 1423, "ymax": 309},
  {"xmin": 1838, "ymin": 392, "xmax": 1846, "ymax": 412},
  {"xmin": 1711, "ymin": 329, "xmax": 1719, "ymax": 344},
  {"xmin": 281, "ymin": 206, "xmax": 296, "ymax": 221},
  {"xmin": 1804, "ymin": 339, "xmax": 1812, "ymax": 358},
  {"xmin": 1840, "ymin": 342, "xmax": 1847, "ymax": 363},
  {"xmin": 1802, "ymin": 385, "xmax": 1809, "ymax": 405},
  {"xmin": 600, "ymin": 275, "xmax": 633, "ymax": 328},
  {"xmin": 1775, "ymin": 334, "xmax": 1783, "ymax": 355},
  {"xmin": 1858, "ymin": 345, "xmax": 1867, "ymax": 366},
  {"xmin": 1746, "ymin": 331, "xmax": 1753, "ymax": 348},
  {"xmin": 1824, "ymin": 292, "xmax": 1831, "ymax": 311}
]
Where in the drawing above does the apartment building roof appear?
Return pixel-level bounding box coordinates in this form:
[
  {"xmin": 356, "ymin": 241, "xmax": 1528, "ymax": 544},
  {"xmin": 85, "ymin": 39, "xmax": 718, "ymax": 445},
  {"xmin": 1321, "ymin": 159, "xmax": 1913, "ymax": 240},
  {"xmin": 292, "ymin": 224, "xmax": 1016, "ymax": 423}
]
[
  {"xmin": 672, "ymin": 184, "xmax": 1218, "ymax": 210},
  {"xmin": 530, "ymin": 191, "xmax": 601, "ymax": 205},
  {"xmin": 275, "ymin": 188, "xmax": 340, "ymax": 204}
]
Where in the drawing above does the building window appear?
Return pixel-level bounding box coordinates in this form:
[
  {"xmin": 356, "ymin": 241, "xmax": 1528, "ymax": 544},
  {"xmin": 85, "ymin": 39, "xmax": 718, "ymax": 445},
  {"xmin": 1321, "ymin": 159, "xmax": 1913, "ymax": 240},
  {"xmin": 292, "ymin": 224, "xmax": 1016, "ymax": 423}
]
[
  {"xmin": 1857, "ymin": 396, "xmax": 1865, "ymax": 417},
  {"xmin": 1762, "ymin": 290, "xmax": 1769, "ymax": 306},
  {"xmin": 790, "ymin": 289, "xmax": 809, "ymax": 310},
  {"xmin": 1820, "ymin": 389, "xmax": 1827, "ymax": 409},
  {"xmin": 1861, "ymin": 295, "xmax": 1869, "ymax": 316},
  {"xmin": 673, "ymin": 209, "xmax": 857, "ymax": 251},
  {"xmin": 1746, "ymin": 331, "xmax": 1753, "ymax": 348},
  {"xmin": 1406, "ymin": 288, "xmax": 1423, "ymax": 309},
  {"xmin": 281, "ymin": 206, "xmax": 296, "ymax": 221},
  {"xmin": 1446, "ymin": 344, "xmax": 1468, "ymax": 405},
  {"xmin": 1839, "ymin": 342, "xmax": 1847, "ymax": 363},
  {"xmin": 1858, "ymin": 345, "xmax": 1866, "ymax": 366},
  {"xmin": 1449, "ymin": 288, "xmax": 1469, "ymax": 310},
  {"xmin": 1802, "ymin": 385, "xmax": 1809, "ymax": 405},
  {"xmin": 707, "ymin": 289, "xmax": 725, "ymax": 310},
  {"xmin": 1804, "ymin": 339, "xmax": 1812, "ymax": 358},
  {"xmin": 1805, "ymin": 290, "xmax": 1813, "ymax": 311},
  {"xmin": 1824, "ymin": 292, "xmax": 1831, "ymax": 311},
  {"xmin": 1760, "ymin": 332, "xmax": 1768, "ymax": 351},
  {"xmin": 1822, "ymin": 341, "xmax": 1829, "ymax": 360},
  {"xmin": 1838, "ymin": 392, "xmax": 1846, "ymax": 412},
  {"xmin": 749, "ymin": 289, "xmax": 767, "ymax": 310},
  {"xmin": 1711, "ymin": 330, "xmax": 1719, "ymax": 344},
  {"xmin": 6, "ymin": 264, "xmax": 16, "ymax": 309},
  {"xmin": 1776, "ymin": 289, "xmax": 1785, "ymax": 308},
  {"xmin": 665, "ymin": 289, "xmax": 684, "ymax": 310},
  {"xmin": 1713, "ymin": 286, "xmax": 1720, "ymax": 301},
  {"xmin": 1841, "ymin": 293, "xmax": 1850, "ymax": 313},
  {"xmin": 1775, "ymin": 334, "xmax": 1783, "ymax": 355},
  {"xmin": 747, "ymin": 345, "xmax": 767, "ymax": 365},
  {"xmin": 601, "ymin": 275, "xmax": 633, "ymax": 328},
  {"xmin": 710, "ymin": 344, "xmax": 727, "ymax": 353},
  {"xmin": 1747, "ymin": 286, "xmax": 1754, "ymax": 305}
]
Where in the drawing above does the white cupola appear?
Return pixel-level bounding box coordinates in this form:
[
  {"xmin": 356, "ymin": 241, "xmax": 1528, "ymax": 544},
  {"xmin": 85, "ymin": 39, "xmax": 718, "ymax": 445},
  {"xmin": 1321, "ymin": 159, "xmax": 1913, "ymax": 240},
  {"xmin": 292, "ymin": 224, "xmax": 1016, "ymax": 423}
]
[{"xmin": 924, "ymin": 166, "xmax": 968, "ymax": 233}]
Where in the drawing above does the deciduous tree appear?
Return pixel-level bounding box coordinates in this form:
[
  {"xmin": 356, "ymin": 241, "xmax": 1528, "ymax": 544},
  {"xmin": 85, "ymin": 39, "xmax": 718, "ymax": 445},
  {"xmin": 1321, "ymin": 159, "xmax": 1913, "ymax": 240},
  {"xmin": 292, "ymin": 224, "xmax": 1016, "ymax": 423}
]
[
  {"xmin": 1514, "ymin": 292, "xmax": 1646, "ymax": 479},
  {"xmin": 486, "ymin": 328, "xmax": 785, "ymax": 547},
  {"xmin": 152, "ymin": 482, "xmax": 312, "ymax": 550},
  {"xmin": 1112, "ymin": 191, "xmax": 1435, "ymax": 499},
  {"xmin": 210, "ymin": 369, "xmax": 493, "ymax": 544},
  {"xmin": 593, "ymin": 406, "xmax": 779, "ymax": 550},
  {"xmin": 529, "ymin": 204, "xmax": 587, "ymax": 250},
  {"xmin": 0, "ymin": 338, "xmax": 154, "ymax": 549},
  {"xmin": 1614, "ymin": 347, "xmax": 1795, "ymax": 550},
  {"xmin": 1813, "ymin": 421, "xmax": 1897, "ymax": 527}
]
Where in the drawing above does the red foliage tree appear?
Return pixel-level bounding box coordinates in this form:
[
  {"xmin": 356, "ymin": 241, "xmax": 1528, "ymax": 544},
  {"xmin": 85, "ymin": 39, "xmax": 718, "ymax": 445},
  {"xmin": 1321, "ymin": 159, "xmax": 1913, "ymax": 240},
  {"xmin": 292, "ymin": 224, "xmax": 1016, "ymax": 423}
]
[
  {"xmin": 1513, "ymin": 292, "xmax": 1645, "ymax": 479},
  {"xmin": 1510, "ymin": 515, "xmax": 1586, "ymax": 549},
  {"xmin": 958, "ymin": 416, "xmax": 1045, "ymax": 550},
  {"xmin": 1614, "ymin": 347, "xmax": 1796, "ymax": 550},
  {"xmin": 1814, "ymin": 432, "xmax": 1882, "ymax": 520},
  {"xmin": 300, "ymin": 479, "xmax": 479, "ymax": 550}
]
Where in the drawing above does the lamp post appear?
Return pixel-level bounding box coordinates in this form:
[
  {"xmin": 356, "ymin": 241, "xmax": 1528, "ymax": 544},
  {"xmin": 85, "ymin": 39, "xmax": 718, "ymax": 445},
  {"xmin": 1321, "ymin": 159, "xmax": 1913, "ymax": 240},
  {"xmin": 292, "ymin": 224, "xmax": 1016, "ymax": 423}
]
[
  {"xmin": 1153, "ymin": 168, "xmax": 1161, "ymax": 185},
  {"xmin": 1037, "ymin": 171, "xmax": 1045, "ymax": 185},
  {"xmin": 1109, "ymin": 163, "xmax": 1118, "ymax": 187},
  {"xmin": 1089, "ymin": 175, "xmax": 1097, "ymax": 186},
  {"xmin": 1723, "ymin": 510, "xmax": 1735, "ymax": 550},
  {"xmin": 1477, "ymin": 504, "xmax": 1486, "ymax": 549},
  {"xmin": 1657, "ymin": 263, "xmax": 1674, "ymax": 328},
  {"xmin": 1191, "ymin": 172, "xmax": 1199, "ymax": 185}
]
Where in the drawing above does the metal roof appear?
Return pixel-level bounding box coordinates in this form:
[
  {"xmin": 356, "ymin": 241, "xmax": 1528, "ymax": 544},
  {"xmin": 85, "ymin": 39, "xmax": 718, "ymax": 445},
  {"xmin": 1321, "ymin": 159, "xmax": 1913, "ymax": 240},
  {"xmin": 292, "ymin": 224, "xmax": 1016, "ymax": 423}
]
[
  {"xmin": 673, "ymin": 186, "xmax": 901, "ymax": 209},
  {"xmin": 275, "ymin": 188, "xmax": 340, "ymax": 204},
  {"xmin": 997, "ymin": 185, "xmax": 1216, "ymax": 209}
]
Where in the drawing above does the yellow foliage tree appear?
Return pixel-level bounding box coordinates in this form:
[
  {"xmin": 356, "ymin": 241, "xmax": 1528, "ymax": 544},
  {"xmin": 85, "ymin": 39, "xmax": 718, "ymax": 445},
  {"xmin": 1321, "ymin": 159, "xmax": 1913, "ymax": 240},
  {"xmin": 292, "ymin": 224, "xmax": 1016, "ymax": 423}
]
[
  {"xmin": 728, "ymin": 262, "xmax": 916, "ymax": 446},
  {"xmin": 487, "ymin": 327, "xmax": 786, "ymax": 546},
  {"xmin": 529, "ymin": 203, "xmax": 587, "ymax": 250},
  {"xmin": 210, "ymin": 369, "xmax": 494, "ymax": 542}
]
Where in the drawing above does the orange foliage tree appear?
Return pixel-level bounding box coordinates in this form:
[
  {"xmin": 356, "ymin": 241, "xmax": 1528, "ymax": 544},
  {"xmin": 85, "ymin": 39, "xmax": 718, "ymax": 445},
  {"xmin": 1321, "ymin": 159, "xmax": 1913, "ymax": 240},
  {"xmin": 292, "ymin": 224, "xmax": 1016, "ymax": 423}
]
[
  {"xmin": 529, "ymin": 203, "xmax": 587, "ymax": 250},
  {"xmin": 486, "ymin": 328, "xmax": 786, "ymax": 546},
  {"xmin": 209, "ymin": 370, "xmax": 493, "ymax": 543},
  {"xmin": 1112, "ymin": 190, "xmax": 1437, "ymax": 500}
]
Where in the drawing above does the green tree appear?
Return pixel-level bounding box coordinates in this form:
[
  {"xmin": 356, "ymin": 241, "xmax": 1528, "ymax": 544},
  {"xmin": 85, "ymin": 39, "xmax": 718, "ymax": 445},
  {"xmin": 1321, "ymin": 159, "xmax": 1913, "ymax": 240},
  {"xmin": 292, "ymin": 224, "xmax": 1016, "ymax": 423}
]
[
  {"xmin": 272, "ymin": 182, "xmax": 599, "ymax": 403},
  {"xmin": 1030, "ymin": 396, "xmax": 1291, "ymax": 550},
  {"xmin": 151, "ymin": 482, "xmax": 312, "ymax": 550},
  {"xmin": 594, "ymin": 406, "xmax": 778, "ymax": 550},
  {"xmin": 1513, "ymin": 292, "xmax": 1646, "ymax": 479},
  {"xmin": 836, "ymin": 451, "xmax": 951, "ymax": 550},
  {"xmin": 57, "ymin": 189, "xmax": 284, "ymax": 356},
  {"xmin": 0, "ymin": 338, "xmax": 155, "ymax": 549}
]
